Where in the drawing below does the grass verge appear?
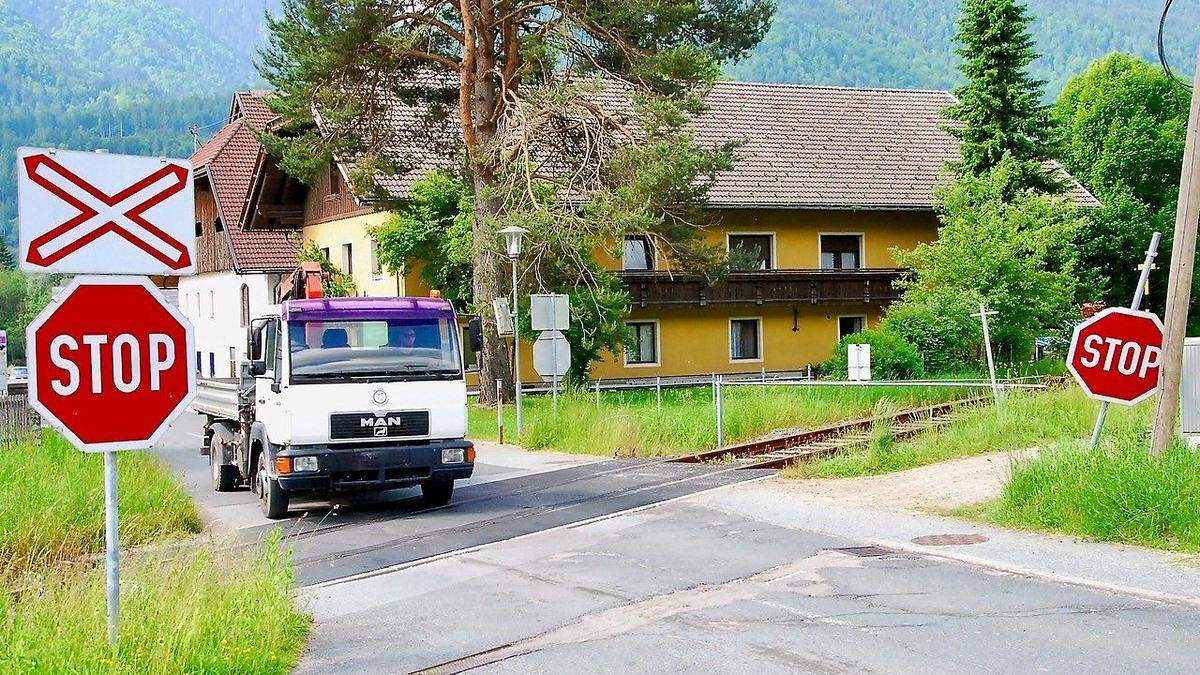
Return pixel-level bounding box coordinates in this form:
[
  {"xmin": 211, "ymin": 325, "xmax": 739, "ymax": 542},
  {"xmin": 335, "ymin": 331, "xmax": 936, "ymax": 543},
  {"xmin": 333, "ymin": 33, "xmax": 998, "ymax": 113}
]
[
  {"xmin": 0, "ymin": 432, "xmax": 310, "ymax": 672},
  {"xmin": 786, "ymin": 386, "xmax": 1148, "ymax": 479},
  {"xmin": 469, "ymin": 384, "xmax": 969, "ymax": 456},
  {"xmin": 968, "ymin": 428, "xmax": 1200, "ymax": 552}
]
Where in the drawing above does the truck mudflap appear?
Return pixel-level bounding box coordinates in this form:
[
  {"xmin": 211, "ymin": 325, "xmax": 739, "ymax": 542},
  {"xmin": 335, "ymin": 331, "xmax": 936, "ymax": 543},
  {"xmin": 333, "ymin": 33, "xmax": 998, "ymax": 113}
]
[{"xmin": 273, "ymin": 439, "xmax": 474, "ymax": 493}]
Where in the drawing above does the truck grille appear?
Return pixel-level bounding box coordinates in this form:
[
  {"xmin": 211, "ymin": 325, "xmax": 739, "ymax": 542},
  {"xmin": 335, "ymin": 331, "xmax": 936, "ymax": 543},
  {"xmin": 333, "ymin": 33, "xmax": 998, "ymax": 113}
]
[{"xmin": 330, "ymin": 410, "xmax": 430, "ymax": 440}]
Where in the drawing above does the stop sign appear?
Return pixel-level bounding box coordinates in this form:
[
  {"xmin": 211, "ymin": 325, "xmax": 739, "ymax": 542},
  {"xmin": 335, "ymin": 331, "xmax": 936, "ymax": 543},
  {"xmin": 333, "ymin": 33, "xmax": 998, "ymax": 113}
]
[
  {"xmin": 1066, "ymin": 307, "xmax": 1164, "ymax": 406},
  {"xmin": 27, "ymin": 276, "xmax": 195, "ymax": 452}
]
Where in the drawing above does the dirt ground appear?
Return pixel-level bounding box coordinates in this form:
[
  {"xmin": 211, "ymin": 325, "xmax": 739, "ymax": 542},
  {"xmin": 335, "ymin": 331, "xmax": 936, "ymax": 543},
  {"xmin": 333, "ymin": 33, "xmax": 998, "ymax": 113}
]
[{"xmin": 771, "ymin": 448, "xmax": 1037, "ymax": 512}]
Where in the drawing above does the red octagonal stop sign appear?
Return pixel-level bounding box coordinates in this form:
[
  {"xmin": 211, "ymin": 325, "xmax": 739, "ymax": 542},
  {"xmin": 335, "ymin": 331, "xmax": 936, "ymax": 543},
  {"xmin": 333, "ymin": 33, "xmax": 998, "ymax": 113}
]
[
  {"xmin": 1066, "ymin": 306, "xmax": 1164, "ymax": 406},
  {"xmin": 27, "ymin": 276, "xmax": 195, "ymax": 452}
]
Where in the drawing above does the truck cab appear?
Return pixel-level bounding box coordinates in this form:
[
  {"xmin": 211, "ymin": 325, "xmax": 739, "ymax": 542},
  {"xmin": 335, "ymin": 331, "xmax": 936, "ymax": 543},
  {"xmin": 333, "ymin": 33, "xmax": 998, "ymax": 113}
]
[{"xmin": 200, "ymin": 295, "xmax": 478, "ymax": 518}]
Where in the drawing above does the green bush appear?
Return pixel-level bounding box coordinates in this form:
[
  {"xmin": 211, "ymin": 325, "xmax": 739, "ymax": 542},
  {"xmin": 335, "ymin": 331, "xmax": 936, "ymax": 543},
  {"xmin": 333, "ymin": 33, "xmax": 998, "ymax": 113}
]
[{"xmin": 821, "ymin": 328, "xmax": 924, "ymax": 380}]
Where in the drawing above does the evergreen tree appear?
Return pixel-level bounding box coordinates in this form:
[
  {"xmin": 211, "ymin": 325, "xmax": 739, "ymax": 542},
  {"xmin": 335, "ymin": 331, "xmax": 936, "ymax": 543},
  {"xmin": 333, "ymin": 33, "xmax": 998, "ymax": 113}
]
[
  {"xmin": 0, "ymin": 244, "xmax": 14, "ymax": 270},
  {"xmin": 944, "ymin": 0, "xmax": 1059, "ymax": 193}
]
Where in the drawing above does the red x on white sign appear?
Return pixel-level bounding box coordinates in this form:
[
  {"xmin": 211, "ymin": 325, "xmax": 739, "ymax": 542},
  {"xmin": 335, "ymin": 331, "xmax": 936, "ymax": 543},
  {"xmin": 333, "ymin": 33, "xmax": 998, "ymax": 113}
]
[{"xmin": 17, "ymin": 147, "xmax": 196, "ymax": 275}]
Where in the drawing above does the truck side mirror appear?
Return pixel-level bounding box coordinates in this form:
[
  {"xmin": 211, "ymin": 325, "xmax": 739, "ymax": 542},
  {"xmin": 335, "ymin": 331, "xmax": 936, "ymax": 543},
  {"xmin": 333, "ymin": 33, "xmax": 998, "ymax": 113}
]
[
  {"xmin": 249, "ymin": 360, "xmax": 267, "ymax": 377},
  {"xmin": 247, "ymin": 318, "xmax": 268, "ymax": 360},
  {"xmin": 467, "ymin": 317, "xmax": 483, "ymax": 353}
]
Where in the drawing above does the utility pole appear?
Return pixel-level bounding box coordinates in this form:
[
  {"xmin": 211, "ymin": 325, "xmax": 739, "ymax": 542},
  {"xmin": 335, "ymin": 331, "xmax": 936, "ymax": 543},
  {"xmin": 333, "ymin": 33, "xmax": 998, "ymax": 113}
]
[{"xmin": 1150, "ymin": 48, "xmax": 1200, "ymax": 457}]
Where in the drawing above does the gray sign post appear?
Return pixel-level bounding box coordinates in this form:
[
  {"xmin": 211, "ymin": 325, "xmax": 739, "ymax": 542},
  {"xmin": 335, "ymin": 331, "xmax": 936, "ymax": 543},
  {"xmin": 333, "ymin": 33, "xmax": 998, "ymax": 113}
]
[{"xmin": 531, "ymin": 294, "xmax": 570, "ymax": 413}]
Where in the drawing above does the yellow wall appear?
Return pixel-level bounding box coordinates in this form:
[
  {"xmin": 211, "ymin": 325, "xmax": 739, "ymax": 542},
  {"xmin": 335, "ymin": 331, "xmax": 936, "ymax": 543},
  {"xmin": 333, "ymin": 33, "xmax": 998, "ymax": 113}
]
[
  {"xmin": 303, "ymin": 211, "xmax": 411, "ymax": 297},
  {"xmin": 602, "ymin": 208, "xmax": 939, "ymax": 271}
]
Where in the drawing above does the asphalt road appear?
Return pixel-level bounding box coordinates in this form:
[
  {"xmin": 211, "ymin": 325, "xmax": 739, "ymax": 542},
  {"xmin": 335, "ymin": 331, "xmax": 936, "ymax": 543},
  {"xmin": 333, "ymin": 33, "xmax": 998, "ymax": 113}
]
[{"xmin": 154, "ymin": 414, "xmax": 1200, "ymax": 674}]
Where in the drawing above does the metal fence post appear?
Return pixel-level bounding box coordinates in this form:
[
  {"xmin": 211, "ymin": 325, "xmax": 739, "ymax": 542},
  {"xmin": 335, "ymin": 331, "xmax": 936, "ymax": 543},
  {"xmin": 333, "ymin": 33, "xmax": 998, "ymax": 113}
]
[
  {"xmin": 496, "ymin": 379, "xmax": 504, "ymax": 445},
  {"xmin": 715, "ymin": 374, "xmax": 725, "ymax": 448},
  {"xmin": 761, "ymin": 367, "xmax": 766, "ymax": 384},
  {"xmin": 656, "ymin": 376, "xmax": 662, "ymax": 412},
  {"xmin": 595, "ymin": 380, "xmax": 600, "ymax": 407}
]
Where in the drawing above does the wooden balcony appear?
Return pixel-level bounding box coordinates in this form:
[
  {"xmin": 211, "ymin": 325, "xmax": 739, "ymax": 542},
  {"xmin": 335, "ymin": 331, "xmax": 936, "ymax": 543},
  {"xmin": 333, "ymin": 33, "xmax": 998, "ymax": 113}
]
[{"xmin": 618, "ymin": 268, "xmax": 905, "ymax": 308}]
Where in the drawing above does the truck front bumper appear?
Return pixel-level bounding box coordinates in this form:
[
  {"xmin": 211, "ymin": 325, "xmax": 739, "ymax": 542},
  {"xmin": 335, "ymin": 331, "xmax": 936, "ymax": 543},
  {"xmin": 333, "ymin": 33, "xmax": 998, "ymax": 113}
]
[{"xmin": 275, "ymin": 439, "xmax": 474, "ymax": 493}]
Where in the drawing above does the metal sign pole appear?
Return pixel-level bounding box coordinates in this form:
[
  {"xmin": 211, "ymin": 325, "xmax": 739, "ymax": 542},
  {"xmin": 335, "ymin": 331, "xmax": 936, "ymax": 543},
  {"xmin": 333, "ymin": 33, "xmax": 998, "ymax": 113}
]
[
  {"xmin": 973, "ymin": 304, "xmax": 1001, "ymax": 406},
  {"xmin": 1091, "ymin": 232, "xmax": 1162, "ymax": 447},
  {"xmin": 511, "ymin": 258, "xmax": 522, "ymax": 436},
  {"xmin": 103, "ymin": 449, "xmax": 120, "ymax": 647},
  {"xmin": 496, "ymin": 379, "xmax": 504, "ymax": 445},
  {"xmin": 715, "ymin": 375, "xmax": 725, "ymax": 448},
  {"xmin": 551, "ymin": 336, "xmax": 559, "ymax": 416}
]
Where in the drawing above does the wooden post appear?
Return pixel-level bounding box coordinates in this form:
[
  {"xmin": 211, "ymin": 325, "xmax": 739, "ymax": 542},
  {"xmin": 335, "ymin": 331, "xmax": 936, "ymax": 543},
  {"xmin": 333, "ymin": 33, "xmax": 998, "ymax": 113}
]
[{"xmin": 1151, "ymin": 47, "xmax": 1200, "ymax": 457}]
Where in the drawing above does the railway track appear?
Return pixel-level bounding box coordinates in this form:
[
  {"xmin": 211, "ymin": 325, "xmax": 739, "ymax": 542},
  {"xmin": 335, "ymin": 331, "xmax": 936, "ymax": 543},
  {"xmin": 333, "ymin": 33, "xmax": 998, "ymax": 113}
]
[{"xmin": 672, "ymin": 396, "xmax": 986, "ymax": 471}]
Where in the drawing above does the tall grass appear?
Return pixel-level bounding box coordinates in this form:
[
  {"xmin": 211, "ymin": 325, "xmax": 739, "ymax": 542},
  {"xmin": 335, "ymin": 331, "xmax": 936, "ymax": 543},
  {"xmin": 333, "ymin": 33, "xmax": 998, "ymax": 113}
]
[
  {"xmin": 469, "ymin": 384, "xmax": 967, "ymax": 456},
  {"xmin": 0, "ymin": 532, "xmax": 310, "ymax": 673},
  {"xmin": 981, "ymin": 428, "xmax": 1200, "ymax": 551},
  {"xmin": 792, "ymin": 387, "xmax": 1150, "ymax": 478},
  {"xmin": 0, "ymin": 432, "xmax": 201, "ymax": 581}
]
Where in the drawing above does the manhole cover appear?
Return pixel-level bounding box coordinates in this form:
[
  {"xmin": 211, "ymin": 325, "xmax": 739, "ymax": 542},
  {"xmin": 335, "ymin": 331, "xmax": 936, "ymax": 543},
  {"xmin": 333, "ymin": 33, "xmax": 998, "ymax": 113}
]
[
  {"xmin": 911, "ymin": 533, "xmax": 989, "ymax": 546},
  {"xmin": 831, "ymin": 545, "xmax": 897, "ymax": 558}
]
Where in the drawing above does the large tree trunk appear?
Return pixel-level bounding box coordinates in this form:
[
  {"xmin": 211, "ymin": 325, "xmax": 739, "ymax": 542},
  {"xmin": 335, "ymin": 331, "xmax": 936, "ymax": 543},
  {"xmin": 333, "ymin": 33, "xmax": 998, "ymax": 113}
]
[{"xmin": 466, "ymin": 30, "xmax": 513, "ymax": 405}]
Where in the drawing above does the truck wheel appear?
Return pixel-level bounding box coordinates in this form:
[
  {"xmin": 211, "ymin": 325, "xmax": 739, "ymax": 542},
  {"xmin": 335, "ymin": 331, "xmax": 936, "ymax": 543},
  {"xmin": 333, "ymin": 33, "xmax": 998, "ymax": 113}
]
[
  {"xmin": 209, "ymin": 437, "xmax": 238, "ymax": 492},
  {"xmin": 420, "ymin": 480, "xmax": 454, "ymax": 507},
  {"xmin": 258, "ymin": 463, "xmax": 290, "ymax": 519}
]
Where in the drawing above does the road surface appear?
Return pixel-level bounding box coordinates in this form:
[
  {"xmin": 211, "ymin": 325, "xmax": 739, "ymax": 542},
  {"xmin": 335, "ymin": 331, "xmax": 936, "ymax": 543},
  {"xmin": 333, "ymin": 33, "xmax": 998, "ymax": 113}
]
[{"xmin": 154, "ymin": 413, "xmax": 1200, "ymax": 674}]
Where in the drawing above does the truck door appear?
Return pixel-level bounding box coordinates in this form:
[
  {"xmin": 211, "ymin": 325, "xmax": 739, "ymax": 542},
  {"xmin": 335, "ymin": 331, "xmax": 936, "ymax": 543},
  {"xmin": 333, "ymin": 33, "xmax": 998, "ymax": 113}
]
[{"xmin": 254, "ymin": 318, "xmax": 287, "ymax": 438}]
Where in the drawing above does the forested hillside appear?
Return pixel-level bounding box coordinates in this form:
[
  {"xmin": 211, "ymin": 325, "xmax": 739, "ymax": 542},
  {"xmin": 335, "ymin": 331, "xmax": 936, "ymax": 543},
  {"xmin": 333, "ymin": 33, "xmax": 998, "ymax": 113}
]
[
  {"xmin": 729, "ymin": 0, "xmax": 1198, "ymax": 94},
  {"xmin": 0, "ymin": 0, "xmax": 1197, "ymax": 250}
]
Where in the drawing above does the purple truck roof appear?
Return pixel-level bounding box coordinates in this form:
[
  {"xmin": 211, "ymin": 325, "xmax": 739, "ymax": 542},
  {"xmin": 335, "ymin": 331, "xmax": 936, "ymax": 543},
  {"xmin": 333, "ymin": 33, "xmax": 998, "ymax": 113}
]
[{"xmin": 283, "ymin": 296, "xmax": 457, "ymax": 322}]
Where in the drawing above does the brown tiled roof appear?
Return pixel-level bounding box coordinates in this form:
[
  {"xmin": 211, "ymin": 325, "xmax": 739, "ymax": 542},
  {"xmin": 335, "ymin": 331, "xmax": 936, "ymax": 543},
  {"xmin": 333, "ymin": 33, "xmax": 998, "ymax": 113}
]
[
  {"xmin": 348, "ymin": 80, "xmax": 1098, "ymax": 210},
  {"xmin": 190, "ymin": 114, "xmax": 298, "ymax": 273},
  {"xmin": 235, "ymin": 90, "xmax": 278, "ymax": 131}
]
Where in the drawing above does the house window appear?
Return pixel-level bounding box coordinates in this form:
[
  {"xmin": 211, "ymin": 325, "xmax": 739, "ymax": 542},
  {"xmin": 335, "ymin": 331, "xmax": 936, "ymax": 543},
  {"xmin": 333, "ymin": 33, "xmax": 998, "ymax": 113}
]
[
  {"xmin": 839, "ymin": 316, "xmax": 866, "ymax": 341},
  {"xmin": 194, "ymin": 221, "xmax": 203, "ymax": 238},
  {"xmin": 625, "ymin": 321, "xmax": 658, "ymax": 365},
  {"xmin": 195, "ymin": 351, "xmax": 202, "ymax": 374},
  {"xmin": 208, "ymin": 352, "xmax": 216, "ymax": 378},
  {"xmin": 730, "ymin": 318, "xmax": 762, "ymax": 361},
  {"xmin": 209, "ymin": 290, "xmax": 215, "ymax": 319},
  {"xmin": 341, "ymin": 243, "xmax": 353, "ymax": 275},
  {"xmin": 622, "ymin": 235, "xmax": 655, "ymax": 271},
  {"xmin": 370, "ymin": 239, "xmax": 383, "ymax": 277},
  {"xmin": 820, "ymin": 234, "xmax": 862, "ymax": 270},
  {"xmin": 229, "ymin": 347, "xmax": 237, "ymax": 378},
  {"xmin": 728, "ymin": 234, "xmax": 773, "ymax": 270},
  {"xmin": 214, "ymin": 217, "xmax": 224, "ymax": 233},
  {"xmin": 320, "ymin": 247, "xmax": 330, "ymax": 262},
  {"xmin": 461, "ymin": 326, "xmax": 479, "ymax": 372},
  {"xmin": 329, "ymin": 163, "xmax": 341, "ymax": 196},
  {"xmin": 240, "ymin": 284, "xmax": 250, "ymax": 327}
]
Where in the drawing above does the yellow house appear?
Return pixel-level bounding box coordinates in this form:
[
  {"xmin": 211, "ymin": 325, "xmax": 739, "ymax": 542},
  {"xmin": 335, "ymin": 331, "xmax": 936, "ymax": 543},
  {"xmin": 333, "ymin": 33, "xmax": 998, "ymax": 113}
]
[{"xmin": 239, "ymin": 81, "xmax": 1098, "ymax": 383}]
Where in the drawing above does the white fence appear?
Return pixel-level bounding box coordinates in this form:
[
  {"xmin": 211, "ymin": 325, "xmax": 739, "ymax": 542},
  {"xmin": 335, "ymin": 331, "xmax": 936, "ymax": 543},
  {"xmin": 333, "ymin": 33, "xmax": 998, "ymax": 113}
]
[{"xmin": 0, "ymin": 394, "xmax": 39, "ymax": 446}]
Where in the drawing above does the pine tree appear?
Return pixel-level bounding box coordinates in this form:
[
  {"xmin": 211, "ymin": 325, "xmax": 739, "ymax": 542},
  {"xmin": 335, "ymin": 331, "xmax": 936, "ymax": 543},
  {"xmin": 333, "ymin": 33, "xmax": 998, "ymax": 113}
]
[
  {"xmin": 0, "ymin": 244, "xmax": 14, "ymax": 270},
  {"xmin": 944, "ymin": 0, "xmax": 1059, "ymax": 193}
]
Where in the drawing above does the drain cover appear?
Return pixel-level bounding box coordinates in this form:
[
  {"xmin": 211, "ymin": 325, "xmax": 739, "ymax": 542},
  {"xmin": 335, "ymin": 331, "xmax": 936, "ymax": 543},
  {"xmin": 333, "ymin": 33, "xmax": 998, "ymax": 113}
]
[
  {"xmin": 831, "ymin": 545, "xmax": 897, "ymax": 557},
  {"xmin": 911, "ymin": 533, "xmax": 989, "ymax": 546}
]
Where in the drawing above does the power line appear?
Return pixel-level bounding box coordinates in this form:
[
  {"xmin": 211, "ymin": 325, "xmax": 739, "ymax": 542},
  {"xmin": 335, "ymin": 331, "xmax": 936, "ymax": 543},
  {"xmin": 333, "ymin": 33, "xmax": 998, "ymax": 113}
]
[{"xmin": 1159, "ymin": 0, "xmax": 1192, "ymax": 91}]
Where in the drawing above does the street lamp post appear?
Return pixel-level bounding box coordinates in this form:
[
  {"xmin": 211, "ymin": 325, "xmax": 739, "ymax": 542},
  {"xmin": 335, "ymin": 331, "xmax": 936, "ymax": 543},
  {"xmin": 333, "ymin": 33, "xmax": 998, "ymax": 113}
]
[{"xmin": 498, "ymin": 226, "xmax": 527, "ymax": 435}]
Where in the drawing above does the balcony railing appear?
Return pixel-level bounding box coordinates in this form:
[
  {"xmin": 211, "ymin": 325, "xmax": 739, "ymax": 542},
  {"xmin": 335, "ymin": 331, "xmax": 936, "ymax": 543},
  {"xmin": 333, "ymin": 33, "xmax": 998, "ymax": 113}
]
[{"xmin": 617, "ymin": 268, "xmax": 905, "ymax": 308}]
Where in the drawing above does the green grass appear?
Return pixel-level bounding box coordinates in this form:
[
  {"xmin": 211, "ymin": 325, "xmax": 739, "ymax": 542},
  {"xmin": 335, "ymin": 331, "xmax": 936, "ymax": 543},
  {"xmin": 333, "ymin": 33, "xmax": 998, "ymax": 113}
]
[
  {"xmin": 0, "ymin": 434, "xmax": 311, "ymax": 672},
  {"xmin": 0, "ymin": 431, "xmax": 201, "ymax": 581},
  {"xmin": 971, "ymin": 428, "xmax": 1200, "ymax": 552},
  {"xmin": 788, "ymin": 386, "xmax": 1149, "ymax": 478},
  {"xmin": 0, "ymin": 532, "xmax": 310, "ymax": 674},
  {"xmin": 469, "ymin": 384, "xmax": 969, "ymax": 456}
]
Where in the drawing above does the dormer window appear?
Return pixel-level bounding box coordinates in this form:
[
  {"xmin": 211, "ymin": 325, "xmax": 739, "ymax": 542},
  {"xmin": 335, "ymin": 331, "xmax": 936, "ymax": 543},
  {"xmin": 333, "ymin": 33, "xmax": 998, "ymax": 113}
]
[
  {"xmin": 214, "ymin": 217, "xmax": 224, "ymax": 232},
  {"xmin": 329, "ymin": 163, "xmax": 341, "ymax": 196},
  {"xmin": 194, "ymin": 221, "xmax": 203, "ymax": 238}
]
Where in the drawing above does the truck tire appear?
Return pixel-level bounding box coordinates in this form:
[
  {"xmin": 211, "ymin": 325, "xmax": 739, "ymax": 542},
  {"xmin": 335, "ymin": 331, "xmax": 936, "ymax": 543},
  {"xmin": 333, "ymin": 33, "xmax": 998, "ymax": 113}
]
[
  {"xmin": 209, "ymin": 429, "xmax": 238, "ymax": 492},
  {"xmin": 257, "ymin": 462, "xmax": 290, "ymax": 519},
  {"xmin": 420, "ymin": 480, "xmax": 454, "ymax": 507}
]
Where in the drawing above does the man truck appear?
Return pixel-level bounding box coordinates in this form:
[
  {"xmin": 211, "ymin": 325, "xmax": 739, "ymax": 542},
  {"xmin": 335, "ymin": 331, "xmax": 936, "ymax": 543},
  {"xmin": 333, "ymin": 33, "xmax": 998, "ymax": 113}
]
[{"xmin": 191, "ymin": 265, "xmax": 480, "ymax": 518}]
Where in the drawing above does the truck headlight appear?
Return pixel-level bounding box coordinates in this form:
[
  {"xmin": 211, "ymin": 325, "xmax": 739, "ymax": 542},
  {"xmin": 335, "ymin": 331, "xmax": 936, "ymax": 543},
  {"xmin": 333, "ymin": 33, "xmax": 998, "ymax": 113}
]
[
  {"xmin": 292, "ymin": 456, "xmax": 319, "ymax": 473},
  {"xmin": 441, "ymin": 448, "xmax": 466, "ymax": 464}
]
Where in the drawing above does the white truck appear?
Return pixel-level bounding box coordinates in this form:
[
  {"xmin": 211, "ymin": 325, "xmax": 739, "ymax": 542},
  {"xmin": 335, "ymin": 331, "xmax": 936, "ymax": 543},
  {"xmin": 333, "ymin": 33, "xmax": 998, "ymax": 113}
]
[{"xmin": 192, "ymin": 281, "xmax": 480, "ymax": 519}]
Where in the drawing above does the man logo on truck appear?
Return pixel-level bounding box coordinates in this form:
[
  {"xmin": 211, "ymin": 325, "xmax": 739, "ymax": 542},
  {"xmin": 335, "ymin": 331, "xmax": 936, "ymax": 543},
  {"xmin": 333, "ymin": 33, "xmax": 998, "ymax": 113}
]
[{"xmin": 361, "ymin": 416, "xmax": 411, "ymax": 429}]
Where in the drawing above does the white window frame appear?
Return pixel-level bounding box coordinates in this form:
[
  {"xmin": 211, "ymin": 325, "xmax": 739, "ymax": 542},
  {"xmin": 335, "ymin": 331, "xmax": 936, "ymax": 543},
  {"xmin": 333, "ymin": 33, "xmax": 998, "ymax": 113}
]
[
  {"xmin": 208, "ymin": 290, "xmax": 215, "ymax": 319},
  {"xmin": 838, "ymin": 314, "xmax": 868, "ymax": 341},
  {"xmin": 729, "ymin": 316, "xmax": 764, "ymax": 363},
  {"xmin": 623, "ymin": 319, "xmax": 661, "ymax": 368},
  {"xmin": 726, "ymin": 232, "xmax": 776, "ymax": 271},
  {"xmin": 341, "ymin": 243, "xmax": 353, "ymax": 275},
  {"xmin": 370, "ymin": 238, "xmax": 383, "ymax": 279},
  {"xmin": 319, "ymin": 246, "xmax": 331, "ymax": 262},
  {"xmin": 818, "ymin": 232, "xmax": 866, "ymax": 270}
]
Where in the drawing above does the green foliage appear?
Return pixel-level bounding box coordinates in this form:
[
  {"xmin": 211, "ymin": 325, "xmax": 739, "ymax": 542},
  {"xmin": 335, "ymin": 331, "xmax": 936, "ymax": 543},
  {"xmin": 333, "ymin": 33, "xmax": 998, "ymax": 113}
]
[
  {"xmin": 1053, "ymin": 53, "xmax": 1189, "ymax": 309},
  {"xmin": 0, "ymin": 532, "xmax": 309, "ymax": 673},
  {"xmin": 468, "ymin": 384, "xmax": 963, "ymax": 457},
  {"xmin": 297, "ymin": 241, "xmax": 355, "ymax": 297},
  {"xmin": 371, "ymin": 171, "xmax": 475, "ymax": 303},
  {"xmin": 943, "ymin": 0, "xmax": 1059, "ymax": 192},
  {"xmin": 822, "ymin": 329, "xmax": 924, "ymax": 380},
  {"xmin": 983, "ymin": 411, "xmax": 1200, "ymax": 552},
  {"xmin": 883, "ymin": 159, "xmax": 1084, "ymax": 371},
  {"xmin": 0, "ymin": 431, "xmax": 201, "ymax": 582},
  {"xmin": 0, "ymin": 269, "xmax": 55, "ymax": 365}
]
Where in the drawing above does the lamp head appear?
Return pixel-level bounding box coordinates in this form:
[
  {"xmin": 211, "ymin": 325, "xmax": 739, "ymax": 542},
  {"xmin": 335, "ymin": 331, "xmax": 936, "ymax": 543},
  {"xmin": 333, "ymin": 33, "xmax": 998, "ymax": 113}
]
[{"xmin": 498, "ymin": 226, "xmax": 528, "ymax": 259}]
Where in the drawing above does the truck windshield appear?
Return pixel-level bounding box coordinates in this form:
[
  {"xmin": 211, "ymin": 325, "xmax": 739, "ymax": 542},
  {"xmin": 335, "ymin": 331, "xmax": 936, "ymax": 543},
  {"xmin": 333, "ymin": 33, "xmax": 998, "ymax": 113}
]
[{"xmin": 288, "ymin": 317, "xmax": 463, "ymax": 383}]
